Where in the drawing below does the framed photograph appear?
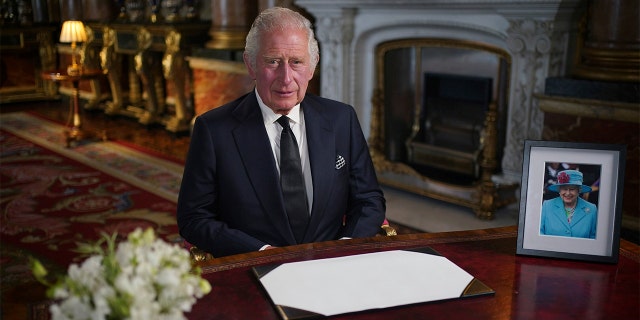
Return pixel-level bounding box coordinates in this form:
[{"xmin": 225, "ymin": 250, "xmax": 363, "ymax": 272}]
[{"xmin": 516, "ymin": 140, "xmax": 626, "ymax": 263}]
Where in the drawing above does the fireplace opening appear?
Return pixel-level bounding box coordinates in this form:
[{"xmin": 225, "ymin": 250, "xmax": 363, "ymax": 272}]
[
  {"xmin": 407, "ymin": 73, "xmax": 492, "ymax": 182},
  {"xmin": 373, "ymin": 39, "xmax": 509, "ymax": 187}
]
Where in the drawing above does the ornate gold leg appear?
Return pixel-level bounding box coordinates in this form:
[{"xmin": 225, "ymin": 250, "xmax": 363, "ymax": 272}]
[
  {"xmin": 163, "ymin": 31, "xmax": 191, "ymax": 133},
  {"xmin": 133, "ymin": 28, "xmax": 160, "ymax": 126},
  {"xmin": 101, "ymin": 28, "xmax": 124, "ymax": 116},
  {"xmin": 38, "ymin": 31, "xmax": 57, "ymax": 96},
  {"xmin": 136, "ymin": 51, "xmax": 160, "ymax": 125}
]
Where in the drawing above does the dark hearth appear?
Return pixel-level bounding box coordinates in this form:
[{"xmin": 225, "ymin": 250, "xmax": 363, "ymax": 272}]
[{"xmin": 408, "ymin": 73, "xmax": 492, "ymax": 180}]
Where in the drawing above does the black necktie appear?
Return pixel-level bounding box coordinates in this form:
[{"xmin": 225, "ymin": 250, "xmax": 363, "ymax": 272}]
[{"xmin": 277, "ymin": 115, "xmax": 309, "ymax": 243}]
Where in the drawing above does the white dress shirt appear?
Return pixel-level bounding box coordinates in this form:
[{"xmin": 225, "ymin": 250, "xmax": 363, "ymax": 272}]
[{"xmin": 256, "ymin": 90, "xmax": 314, "ymax": 213}]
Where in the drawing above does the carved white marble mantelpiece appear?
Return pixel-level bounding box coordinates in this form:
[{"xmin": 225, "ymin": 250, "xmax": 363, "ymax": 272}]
[{"xmin": 295, "ymin": 0, "xmax": 582, "ymax": 183}]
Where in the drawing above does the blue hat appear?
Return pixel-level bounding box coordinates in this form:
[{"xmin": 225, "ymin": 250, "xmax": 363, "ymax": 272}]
[{"xmin": 547, "ymin": 170, "xmax": 592, "ymax": 193}]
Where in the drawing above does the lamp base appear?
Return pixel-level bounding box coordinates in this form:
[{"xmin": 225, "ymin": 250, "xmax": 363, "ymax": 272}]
[
  {"xmin": 67, "ymin": 64, "xmax": 82, "ymax": 76},
  {"xmin": 64, "ymin": 126, "xmax": 109, "ymax": 148}
]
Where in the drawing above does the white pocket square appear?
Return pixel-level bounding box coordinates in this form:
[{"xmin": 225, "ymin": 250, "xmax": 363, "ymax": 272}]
[{"xmin": 335, "ymin": 155, "xmax": 345, "ymax": 170}]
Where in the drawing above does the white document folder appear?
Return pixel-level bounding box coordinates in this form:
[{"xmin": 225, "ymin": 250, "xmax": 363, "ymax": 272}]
[{"xmin": 253, "ymin": 247, "xmax": 493, "ymax": 319}]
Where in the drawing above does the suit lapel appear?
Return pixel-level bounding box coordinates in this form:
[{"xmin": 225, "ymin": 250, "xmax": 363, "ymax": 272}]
[
  {"xmin": 552, "ymin": 198, "xmax": 589, "ymax": 228},
  {"xmin": 302, "ymin": 98, "xmax": 335, "ymax": 241},
  {"xmin": 571, "ymin": 199, "xmax": 591, "ymax": 225},
  {"xmin": 232, "ymin": 92, "xmax": 295, "ymax": 243},
  {"xmin": 551, "ymin": 198, "xmax": 571, "ymax": 228}
]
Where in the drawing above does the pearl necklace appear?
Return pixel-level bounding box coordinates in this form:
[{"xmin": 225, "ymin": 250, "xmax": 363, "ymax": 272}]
[{"xmin": 564, "ymin": 206, "xmax": 576, "ymax": 223}]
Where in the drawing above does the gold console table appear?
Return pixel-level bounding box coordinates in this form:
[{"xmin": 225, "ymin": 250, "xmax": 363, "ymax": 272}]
[{"xmin": 88, "ymin": 22, "xmax": 209, "ymax": 133}]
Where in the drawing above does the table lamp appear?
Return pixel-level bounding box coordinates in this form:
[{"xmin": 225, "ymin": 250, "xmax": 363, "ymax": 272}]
[{"xmin": 59, "ymin": 20, "xmax": 87, "ymax": 76}]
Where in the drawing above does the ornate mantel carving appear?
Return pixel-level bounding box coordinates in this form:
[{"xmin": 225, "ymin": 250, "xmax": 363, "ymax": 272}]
[
  {"xmin": 312, "ymin": 9, "xmax": 355, "ymax": 103},
  {"xmin": 503, "ymin": 18, "xmax": 556, "ymax": 178}
]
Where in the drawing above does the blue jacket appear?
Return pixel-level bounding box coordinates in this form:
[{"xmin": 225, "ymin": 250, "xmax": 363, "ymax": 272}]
[{"xmin": 540, "ymin": 197, "xmax": 598, "ymax": 238}]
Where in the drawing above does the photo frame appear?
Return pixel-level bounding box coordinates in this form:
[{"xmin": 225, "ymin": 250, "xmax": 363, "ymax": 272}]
[{"xmin": 516, "ymin": 140, "xmax": 626, "ymax": 263}]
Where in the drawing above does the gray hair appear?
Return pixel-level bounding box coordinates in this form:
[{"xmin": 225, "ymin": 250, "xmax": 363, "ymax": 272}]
[{"xmin": 244, "ymin": 7, "xmax": 320, "ymax": 71}]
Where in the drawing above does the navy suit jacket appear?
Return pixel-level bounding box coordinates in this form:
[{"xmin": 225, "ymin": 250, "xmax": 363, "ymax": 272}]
[{"xmin": 177, "ymin": 91, "xmax": 386, "ymax": 257}]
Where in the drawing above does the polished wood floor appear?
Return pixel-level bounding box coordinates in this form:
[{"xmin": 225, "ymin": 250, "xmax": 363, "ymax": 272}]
[{"xmin": 1, "ymin": 99, "xmax": 192, "ymax": 162}]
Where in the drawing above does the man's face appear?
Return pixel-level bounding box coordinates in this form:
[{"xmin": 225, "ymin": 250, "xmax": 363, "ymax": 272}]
[{"xmin": 244, "ymin": 28, "xmax": 315, "ymax": 115}]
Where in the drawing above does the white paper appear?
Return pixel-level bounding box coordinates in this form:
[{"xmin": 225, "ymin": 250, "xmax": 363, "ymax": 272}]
[{"xmin": 258, "ymin": 250, "xmax": 474, "ymax": 316}]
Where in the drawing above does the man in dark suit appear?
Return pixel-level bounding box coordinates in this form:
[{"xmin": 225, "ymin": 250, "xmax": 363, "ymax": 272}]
[{"xmin": 177, "ymin": 7, "xmax": 386, "ymax": 257}]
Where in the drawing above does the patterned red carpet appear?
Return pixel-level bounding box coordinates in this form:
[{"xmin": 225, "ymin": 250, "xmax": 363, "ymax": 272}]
[{"xmin": 1, "ymin": 112, "xmax": 183, "ymax": 288}]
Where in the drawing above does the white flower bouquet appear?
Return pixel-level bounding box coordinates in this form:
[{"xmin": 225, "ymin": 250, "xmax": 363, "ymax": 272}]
[{"xmin": 31, "ymin": 228, "xmax": 211, "ymax": 320}]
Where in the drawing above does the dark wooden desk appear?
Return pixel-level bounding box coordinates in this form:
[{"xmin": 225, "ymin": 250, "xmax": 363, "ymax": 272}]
[{"xmin": 192, "ymin": 226, "xmax": 640, "ymax": 319}]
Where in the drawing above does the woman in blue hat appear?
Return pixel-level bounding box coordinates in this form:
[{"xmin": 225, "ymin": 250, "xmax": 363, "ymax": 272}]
[{"xmin": 540, "ymin": 169, "xmax": 598, "ymax": 239}]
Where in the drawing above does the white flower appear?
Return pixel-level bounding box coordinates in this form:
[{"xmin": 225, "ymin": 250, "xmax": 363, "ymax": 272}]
[
  {"xmin": 34, "ymin": 228, "xmax": 211, "ymax": 320},
  {"xmin": 51, "ymin": 295, "xmax": 92, "ymax": 320}
]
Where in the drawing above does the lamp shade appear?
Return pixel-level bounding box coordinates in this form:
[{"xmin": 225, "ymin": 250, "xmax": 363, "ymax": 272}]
[{"xmin": 59, "ymin": 21, "xmax": 87, "ymax": 43}]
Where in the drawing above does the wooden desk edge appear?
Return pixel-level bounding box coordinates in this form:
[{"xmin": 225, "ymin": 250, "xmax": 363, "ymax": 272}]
[
  {"xmin": 198, "ymin": 226, "xmax": 640, "ymax": 273},
  {"xmin": 197, "ymin": 226, "xmax": 515, "ymax": 273}
]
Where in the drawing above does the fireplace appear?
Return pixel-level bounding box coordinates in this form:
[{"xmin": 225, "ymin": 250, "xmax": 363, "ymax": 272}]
[
  {"xmin": 376, "ymin": 39, "xmax": 510, "ymax": 183},
  {"xmin": 409, "ymin": 73, "xmax": 493, "ymax": 179},
  {"xmin": 296, "ymin": 0, "xmax": 582, "ymax": 218}
]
